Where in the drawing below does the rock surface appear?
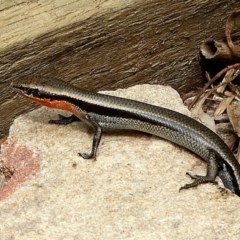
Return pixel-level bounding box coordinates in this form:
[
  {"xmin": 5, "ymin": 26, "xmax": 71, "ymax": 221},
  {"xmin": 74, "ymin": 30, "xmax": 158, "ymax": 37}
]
[{"xmin": 1, "ymin": 84, "xmax": 240, "ymax": 239}]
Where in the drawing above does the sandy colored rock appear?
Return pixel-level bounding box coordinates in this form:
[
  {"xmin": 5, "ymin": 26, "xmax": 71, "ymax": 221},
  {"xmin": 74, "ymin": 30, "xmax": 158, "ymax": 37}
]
[{"xmin": 1, "ymin": 84, "xmax": 240, "ymax": 239}]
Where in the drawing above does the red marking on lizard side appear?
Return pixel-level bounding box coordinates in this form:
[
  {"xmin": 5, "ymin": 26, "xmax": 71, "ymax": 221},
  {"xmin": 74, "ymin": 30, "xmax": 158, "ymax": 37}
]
[{"xmin": 24, "ymin": 95, "xmax": 80, "ymax": 116}]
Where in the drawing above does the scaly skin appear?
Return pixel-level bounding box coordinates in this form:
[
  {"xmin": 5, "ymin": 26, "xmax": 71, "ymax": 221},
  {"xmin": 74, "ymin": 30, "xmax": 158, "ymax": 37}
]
[{"xmin": 11, "ymin": 76, "xmax": 240, "ymax": 196}]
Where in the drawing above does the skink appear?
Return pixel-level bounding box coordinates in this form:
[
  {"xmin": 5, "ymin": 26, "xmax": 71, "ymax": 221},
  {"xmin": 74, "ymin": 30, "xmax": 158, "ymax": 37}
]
[{"xmin": 11, "ymin": 76, "xmax": 240, "ymax": 196}]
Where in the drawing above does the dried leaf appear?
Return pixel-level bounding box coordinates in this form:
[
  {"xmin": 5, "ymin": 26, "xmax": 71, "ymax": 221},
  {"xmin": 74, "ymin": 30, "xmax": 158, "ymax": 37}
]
[
  {"xmin": 189, "ymin": 63, "xmax": 240, "ymax": 110},
  {"xmin": 229, "ymin": 82, "xmax": 240, "ymax": 97},
  {"xmin": 214, "ymin": 96, "xmax": 235, "ymax": 116},
  {"xmin": 216, "ymin": 122, "xmax": 238, "ymax": 151},
  {"xmin": 191, "ymin": 91, "xmax": 216, "ymax": 132},
  {"xmin": 226, "ymin": 10, "xmax": 240, "ymax": 58},
  {"xmin": 197, "ymin": 111, "xmax": 216, "ymax": 131},
  {"xmin": 227, "ymin": 102, "xmax": 240, "ymax": 136},
  {"xmin": 216, "ymin": 69, "xmax": 236, "ymax": 93}
]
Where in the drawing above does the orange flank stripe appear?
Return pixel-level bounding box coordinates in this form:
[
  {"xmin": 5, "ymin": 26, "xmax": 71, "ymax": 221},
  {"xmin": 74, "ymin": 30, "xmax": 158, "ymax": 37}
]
[{"xmin": 25, "ymin": 95, "xmax": 79, "ymax": 116}]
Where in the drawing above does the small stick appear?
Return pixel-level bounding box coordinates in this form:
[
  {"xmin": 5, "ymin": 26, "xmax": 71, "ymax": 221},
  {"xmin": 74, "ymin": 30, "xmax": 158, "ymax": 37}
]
[{"xmin": 189, "ymin": 63, "xmax": 240, "ymax": 109}]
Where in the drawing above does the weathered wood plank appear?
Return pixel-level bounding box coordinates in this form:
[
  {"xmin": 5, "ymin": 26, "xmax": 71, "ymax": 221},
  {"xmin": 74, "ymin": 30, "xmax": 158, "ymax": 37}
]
[{"xmin": 0, "ymin": 0, "xmax": 238, "ymax": 137}]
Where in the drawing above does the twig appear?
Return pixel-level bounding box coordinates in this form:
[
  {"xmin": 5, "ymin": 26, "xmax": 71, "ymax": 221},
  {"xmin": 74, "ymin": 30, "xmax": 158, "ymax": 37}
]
[{"xmin": 189, "ymin": 63, "xmax": 240, "ymax": 109}]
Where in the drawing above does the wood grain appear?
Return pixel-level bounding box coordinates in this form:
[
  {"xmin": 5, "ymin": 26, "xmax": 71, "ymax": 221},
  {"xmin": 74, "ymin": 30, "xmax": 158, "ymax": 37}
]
[{"xmin": 0, "ymin": 0, "xmax": 238, "ymax": 137}]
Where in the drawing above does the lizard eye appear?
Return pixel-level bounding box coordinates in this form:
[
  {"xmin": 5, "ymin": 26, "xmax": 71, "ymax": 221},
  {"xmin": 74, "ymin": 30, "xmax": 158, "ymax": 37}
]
[{"xmin": 24, "ymin": 88, "xmax": 33, "ymax": 95}]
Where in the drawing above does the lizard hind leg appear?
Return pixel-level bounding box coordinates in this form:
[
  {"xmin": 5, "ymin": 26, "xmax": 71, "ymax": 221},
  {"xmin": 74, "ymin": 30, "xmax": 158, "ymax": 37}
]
[{"xmin": 179, "ymin": 150, "xmax": 218, "ymax": 192}]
